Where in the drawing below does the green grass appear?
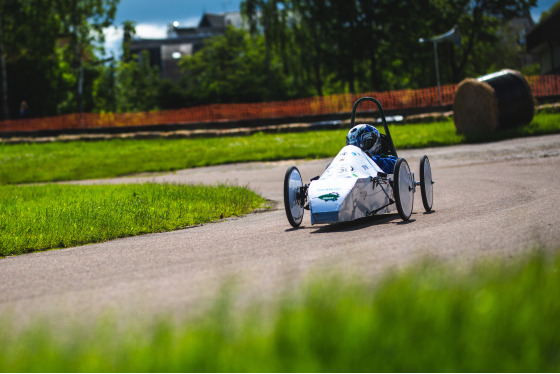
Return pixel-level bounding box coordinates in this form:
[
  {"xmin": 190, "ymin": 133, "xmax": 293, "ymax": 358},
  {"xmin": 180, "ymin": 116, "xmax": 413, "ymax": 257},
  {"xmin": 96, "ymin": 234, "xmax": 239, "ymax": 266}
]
[
  {"xmin": 1, "ymin": 251, "xmax": 559, "ymax": 372},
  {"xmin": 1, "ymin": 112, "xmax": 558, "ymax": 185},
  {"xmin": 0, "ymin": 183, "xmax": 267, "ymax": 257},
  {"xmin": 458, "ymin": 111, "xmax": 560, "ymax": 143}
]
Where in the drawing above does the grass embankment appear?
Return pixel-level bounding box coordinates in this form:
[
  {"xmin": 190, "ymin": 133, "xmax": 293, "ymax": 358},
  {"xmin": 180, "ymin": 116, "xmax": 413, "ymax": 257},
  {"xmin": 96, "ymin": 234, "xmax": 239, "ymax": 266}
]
[
  {"xmin": 1, "ymin": 112, "xmax": 559, "ymax": 185},
  {"xmin": 1, "ymin": 251, "xmax": 559, "ymax": 372},
  {"xmin": 0, "ymin": 183, "xmax": 266, "ymax": 257}
]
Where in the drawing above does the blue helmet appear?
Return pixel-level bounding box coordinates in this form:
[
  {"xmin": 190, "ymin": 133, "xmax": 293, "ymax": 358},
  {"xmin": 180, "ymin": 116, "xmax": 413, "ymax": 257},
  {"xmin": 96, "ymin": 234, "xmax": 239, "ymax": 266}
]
[{"xmin": 346, "ymin": 124, "xmax": 381, "ymax": 154}]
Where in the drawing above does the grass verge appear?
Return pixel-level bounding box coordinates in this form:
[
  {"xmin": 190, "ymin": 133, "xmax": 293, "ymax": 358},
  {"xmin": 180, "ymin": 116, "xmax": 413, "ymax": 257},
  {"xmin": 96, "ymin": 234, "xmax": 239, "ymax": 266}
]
[
  {"xmin": 1, "ymin": 112, "xmax": 559, "ymax": 185},
  {"xmin": 1, "ymin": 250, "xmax": 559, "ymax": 372},
  {"xmin": 0, "ymin": 183, "xmax": 267, "ymax": 257}
]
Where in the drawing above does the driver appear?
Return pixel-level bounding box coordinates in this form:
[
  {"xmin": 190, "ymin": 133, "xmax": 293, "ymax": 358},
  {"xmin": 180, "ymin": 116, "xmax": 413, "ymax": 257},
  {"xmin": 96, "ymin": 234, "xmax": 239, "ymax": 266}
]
[{"xmin": 346, "ymin": 124, "xmax": 397, "ymax": 174}]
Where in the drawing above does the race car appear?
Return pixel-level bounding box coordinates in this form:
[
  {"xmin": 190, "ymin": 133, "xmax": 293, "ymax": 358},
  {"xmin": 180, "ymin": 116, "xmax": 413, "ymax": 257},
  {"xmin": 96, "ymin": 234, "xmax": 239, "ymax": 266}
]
[{"xmin": 283, "ymin": 97, "xmax": 434, "ymax": 228}]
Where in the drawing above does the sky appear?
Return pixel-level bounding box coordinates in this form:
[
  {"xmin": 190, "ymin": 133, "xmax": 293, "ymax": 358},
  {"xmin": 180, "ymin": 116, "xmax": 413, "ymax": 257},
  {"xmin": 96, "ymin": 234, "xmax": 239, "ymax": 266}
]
[
  {"xmin": 102, "ymin": 0, "xmax": 243, "ymax": 56},
  {"xmin": 102, "ymin": 0, "xmax": 558, "ymax": 58}
]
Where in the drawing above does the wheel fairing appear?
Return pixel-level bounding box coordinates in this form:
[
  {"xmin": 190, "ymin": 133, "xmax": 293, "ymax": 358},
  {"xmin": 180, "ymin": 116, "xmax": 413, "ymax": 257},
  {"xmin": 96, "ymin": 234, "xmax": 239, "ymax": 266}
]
[
  {"xmin": 284, "ymin": 166, "xmax": 304, "ymax": 227},
  {"xmin": 394, "ymin": 158, "xmax": 414, "ymax": 220}
]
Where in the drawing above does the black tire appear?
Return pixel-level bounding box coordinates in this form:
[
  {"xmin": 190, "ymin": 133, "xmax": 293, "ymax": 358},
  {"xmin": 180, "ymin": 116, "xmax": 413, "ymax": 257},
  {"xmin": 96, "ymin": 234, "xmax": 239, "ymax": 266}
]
[
  {"xmin": 393, "ymin": 158, "xmax": 414, "ymax": 221},
  {"xmin": 283, "ymin": 166, "xmax": 305, "ymax": 228},
  {"xmin": 420, "ymin": 155, "xmax": 434, "ymax": 212}
]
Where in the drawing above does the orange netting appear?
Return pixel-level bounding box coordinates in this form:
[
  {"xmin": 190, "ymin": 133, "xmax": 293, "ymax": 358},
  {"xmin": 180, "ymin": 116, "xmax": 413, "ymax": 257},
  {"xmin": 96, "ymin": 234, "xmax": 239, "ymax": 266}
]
[{"xmin": 1, "ymin": 74, "xmax": 558, "ymax": 134}]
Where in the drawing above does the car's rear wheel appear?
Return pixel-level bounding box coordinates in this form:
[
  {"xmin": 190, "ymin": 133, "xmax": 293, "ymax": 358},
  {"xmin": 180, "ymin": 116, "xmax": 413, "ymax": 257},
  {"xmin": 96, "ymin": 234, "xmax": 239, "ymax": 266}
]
[
  {"xmin": 420, "ymin": 155, "xmax": 434, "ymax": 212},
  {"xmin": 393, "ymin": 158, "xmax": 414, "ymax": 221}
]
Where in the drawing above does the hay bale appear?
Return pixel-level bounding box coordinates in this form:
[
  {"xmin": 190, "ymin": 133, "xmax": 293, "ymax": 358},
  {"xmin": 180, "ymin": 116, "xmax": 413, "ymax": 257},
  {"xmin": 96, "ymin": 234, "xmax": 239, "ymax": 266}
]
[
  {"xmin": 480, "ymin": 69, "xmax": 534, "ymax": 129},
  {"xmin": 453, "ymin": 78, "xmax": 499, "ymax": 133},
  {"xmin": 453, "ymin": 69, "xmax": 534, "ymax": 134}
]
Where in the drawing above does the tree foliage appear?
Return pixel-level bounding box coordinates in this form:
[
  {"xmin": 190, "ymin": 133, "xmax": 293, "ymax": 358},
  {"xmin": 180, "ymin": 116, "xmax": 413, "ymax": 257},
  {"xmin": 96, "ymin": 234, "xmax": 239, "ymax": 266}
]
[
  {"xmin": 179, "ymin": 26, "xmax": 291, "ymax": 104},
  {"xmin": 537, "ymin": 0, "xmax": 560, "ymax": 23},
  {"xmin": 241, "ymin": 0, "xmax": 537, "ymax": 98},
  {"xmin": 0, "ymin": 0, "xmax": 119, "ymax": 119},
  {"xmin": 114, "ymin": 50, "xmax": 161, "ymax": 112},
  {"xmin": 53, "ymin": 0, "xmax": 118, "ymax": 113},
  {"xmin": 0, "ymin": 0, "xmax": 543, "ymax": 119},
  {"xmin": 0, "ymin": 0, "xmax": 67, "ymax": 118}
]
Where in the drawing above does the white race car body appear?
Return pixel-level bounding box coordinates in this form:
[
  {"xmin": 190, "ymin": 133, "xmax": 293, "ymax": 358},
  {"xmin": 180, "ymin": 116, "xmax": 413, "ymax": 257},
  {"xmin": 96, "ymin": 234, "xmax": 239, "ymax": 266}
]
[{"xmin": 308, "ymin": 145, "xmax": 395, "ymax": 224}]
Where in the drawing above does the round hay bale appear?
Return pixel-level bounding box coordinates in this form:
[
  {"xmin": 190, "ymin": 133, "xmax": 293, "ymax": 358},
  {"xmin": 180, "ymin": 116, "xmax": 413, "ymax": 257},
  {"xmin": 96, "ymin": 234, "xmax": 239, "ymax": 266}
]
[
  {"xmin": 453, "ymin": 78, "xmax": 499, "ymax": 133},
  {"xmin": 453, "ymin": 69, "xmax": 534, "ymax": 134},
  {"xmin": 479, "ymin": 69, "xmax": 534, "ymax": 129}
]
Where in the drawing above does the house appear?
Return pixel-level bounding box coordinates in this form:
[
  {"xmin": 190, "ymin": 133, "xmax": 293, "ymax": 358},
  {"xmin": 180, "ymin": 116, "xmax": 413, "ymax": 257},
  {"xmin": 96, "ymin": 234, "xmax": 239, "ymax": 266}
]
[
  {"xmin": 128, "ymin": 12, "xmax": 244, "ymax": 81},
  {"xmin": 526, "ymin": 6, "xmax": 560, "ymax": 74}
]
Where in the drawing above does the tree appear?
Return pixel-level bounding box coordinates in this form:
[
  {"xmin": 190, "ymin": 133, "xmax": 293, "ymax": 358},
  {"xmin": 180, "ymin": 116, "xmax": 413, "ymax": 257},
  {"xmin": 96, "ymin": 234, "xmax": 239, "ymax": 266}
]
[
  {"xmin": 538, "ymin": 0, "xmax": 560, "ymax": 23},
  {"xmin": 242, "ymin": 0, "xmax": 434, "ymax": 95},
  {"xmin": 0, "ymin": 12, "xmax": 8, "ymax": 119},
  {"xmin": 157, "ymin": 79, "xmax": 188, "ymax": 110},
  {"xmin": 0, "ymin": 0, "xmax": 120, "ymax": 118},
  {"xmin": 0, "ymin": 0, "xmax": 69, "ymax": 119},
  {"xmin": 53, "ymin": 0, "xmax": 118, "ymax": 114},
  {"xmin": 243, "ymin": 0, "xmax": 539, "ymax": 96},
  {"xmin": 434, "ymin": 0, "xmax": 537, "ymax": 81},
  {"xmin": 92, "ymin": 59, "xmax": 117, "ymax": 112},
  {"xmin": 121, "ymin": 20, "xmax": 136, "ymax": 62},
  {"xmin": 179, "ymin": 26, "xmax": 289, "ymax": 104},
  {"xmin": 92, "ymin": 20, "xmax": 166, "ymax": 113},
  {"xmin": 241, "ymin": 0, "xmax": 318, "ymax": 97},
  {"xmin": 115, "ymin": 50, "xmax": 160, "ymax": 112}
]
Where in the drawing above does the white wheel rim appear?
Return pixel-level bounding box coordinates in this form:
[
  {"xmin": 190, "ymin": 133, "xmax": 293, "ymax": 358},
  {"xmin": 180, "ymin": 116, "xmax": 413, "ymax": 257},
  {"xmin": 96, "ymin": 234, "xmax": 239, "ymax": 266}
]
[
  {"xmin": 288, "ymin": 169, "xmax": 304, "ymax": 224},
  {"xmin": 423, "ymin": 158, "xmax": 433, "ymax": 208},
  {"xmin": 398, "ymin": 161, "xmax": 414, "ymax": 218}
]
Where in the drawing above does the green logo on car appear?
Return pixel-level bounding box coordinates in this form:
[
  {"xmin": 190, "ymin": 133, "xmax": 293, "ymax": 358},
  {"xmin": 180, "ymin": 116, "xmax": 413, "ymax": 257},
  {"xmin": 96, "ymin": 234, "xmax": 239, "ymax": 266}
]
[{"xmin": 318, "ymin": 192, "xmax": 340, "ymax": 202}]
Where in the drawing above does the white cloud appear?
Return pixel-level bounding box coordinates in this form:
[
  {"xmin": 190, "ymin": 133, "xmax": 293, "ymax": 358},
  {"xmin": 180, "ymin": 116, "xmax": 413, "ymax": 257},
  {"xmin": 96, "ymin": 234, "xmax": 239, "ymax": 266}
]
[
  {"xmin": 135, "ymin": 23, "xmax": 168, "ymax": 39},
  {"xmin": 101, "ymin": 26, "xmax": 123, "ymax": 57},
  {"xmin": 101, "ymin": 23, "xmax": 167, "ymax": 58}
]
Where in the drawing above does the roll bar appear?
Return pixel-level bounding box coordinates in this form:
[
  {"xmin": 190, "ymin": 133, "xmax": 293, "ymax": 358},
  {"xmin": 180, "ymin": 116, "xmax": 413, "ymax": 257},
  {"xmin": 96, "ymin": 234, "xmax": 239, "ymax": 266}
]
[{"xmin": 349, "ymin": 97, "xmax": 398, "ymax": 157}]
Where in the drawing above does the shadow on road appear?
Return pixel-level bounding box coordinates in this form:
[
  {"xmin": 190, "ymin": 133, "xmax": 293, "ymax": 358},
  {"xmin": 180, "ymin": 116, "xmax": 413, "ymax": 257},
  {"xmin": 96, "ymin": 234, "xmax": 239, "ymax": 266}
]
[
  {"xmin": 283, "ymin": 209, "xmax": 430, "ymax": 233},
  {"xmin": 309, "ymin": 213, "xmax": 404, "ymax": 233}
]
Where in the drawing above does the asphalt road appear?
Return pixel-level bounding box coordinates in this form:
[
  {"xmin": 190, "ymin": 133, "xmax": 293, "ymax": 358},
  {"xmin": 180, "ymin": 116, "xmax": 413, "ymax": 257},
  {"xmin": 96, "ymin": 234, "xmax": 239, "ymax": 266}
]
[{"xmin": 1, "ymin": 134, "xmax": 560, "ymax": 326}]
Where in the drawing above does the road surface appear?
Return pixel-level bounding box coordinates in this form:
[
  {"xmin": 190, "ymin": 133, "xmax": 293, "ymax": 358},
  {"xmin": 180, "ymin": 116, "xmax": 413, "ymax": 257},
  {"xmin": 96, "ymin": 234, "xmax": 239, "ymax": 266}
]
[{"xmin": 1, "ymin": 134, "xmax": 559, "ymax": 326}]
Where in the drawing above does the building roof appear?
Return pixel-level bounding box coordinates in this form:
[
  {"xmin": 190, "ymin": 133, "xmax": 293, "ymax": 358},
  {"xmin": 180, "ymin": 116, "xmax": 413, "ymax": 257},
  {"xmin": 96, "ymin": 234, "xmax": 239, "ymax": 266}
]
[
  {"xmin": 199, "ymin": 13, "xmax": 226, "ymax": 28},
  {"xmin": 167, "ymin": 12, "xmax": 243, "ymax": 38},
  {"xmin": 198, "ymin": 12, "xmax": 243, "ymax": 29}
]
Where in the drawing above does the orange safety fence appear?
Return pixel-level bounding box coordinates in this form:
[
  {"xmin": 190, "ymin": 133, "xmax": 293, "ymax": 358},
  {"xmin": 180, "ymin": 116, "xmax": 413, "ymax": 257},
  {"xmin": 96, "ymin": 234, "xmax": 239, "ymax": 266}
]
[{"xmin": 1, "ymin": 74, "xmax": 558, "ymax": 134}]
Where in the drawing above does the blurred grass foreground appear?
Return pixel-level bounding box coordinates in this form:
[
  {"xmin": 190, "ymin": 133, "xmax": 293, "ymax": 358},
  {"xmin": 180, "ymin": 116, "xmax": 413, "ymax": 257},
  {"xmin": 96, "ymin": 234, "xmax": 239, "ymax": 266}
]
[{"xmin": 1, "ymin": 250, "xmax": 559, "ymax": 372}]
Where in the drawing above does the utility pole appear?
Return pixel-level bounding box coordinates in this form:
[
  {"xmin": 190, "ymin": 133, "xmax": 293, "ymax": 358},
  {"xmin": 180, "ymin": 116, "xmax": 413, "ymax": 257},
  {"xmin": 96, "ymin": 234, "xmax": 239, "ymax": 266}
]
[{"xmin": 419, "ymin": 25, "xmax": 459, "ymax": 109}]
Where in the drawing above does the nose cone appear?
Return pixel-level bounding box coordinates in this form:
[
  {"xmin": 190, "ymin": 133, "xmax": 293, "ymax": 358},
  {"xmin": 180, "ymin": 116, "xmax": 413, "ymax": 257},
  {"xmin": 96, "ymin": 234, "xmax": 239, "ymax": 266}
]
[
  {"xmin": 309, "ymin": 178, "xmax": 356, "ymax": 224},
  {"xmin": 308, "ymin": 145, "xmax": 383, "ymax": 224}
]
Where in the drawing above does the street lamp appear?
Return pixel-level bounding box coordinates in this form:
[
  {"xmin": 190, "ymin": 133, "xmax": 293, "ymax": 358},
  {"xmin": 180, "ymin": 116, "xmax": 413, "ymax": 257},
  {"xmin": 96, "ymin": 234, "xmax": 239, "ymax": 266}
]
[{"xmin": 419, "ymin": 25, "xmax": 459, "ymax": 108}]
